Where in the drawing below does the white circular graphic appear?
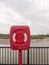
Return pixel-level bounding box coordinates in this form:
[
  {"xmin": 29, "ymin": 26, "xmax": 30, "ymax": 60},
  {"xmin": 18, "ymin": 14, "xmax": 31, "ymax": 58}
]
[
  {"xmin": 24, "ymin": 33, "xmax": 27, "ymax": 42},
  {"xmin": 12, "ymin": 33, "xmax": 16, "ymax": 42}
]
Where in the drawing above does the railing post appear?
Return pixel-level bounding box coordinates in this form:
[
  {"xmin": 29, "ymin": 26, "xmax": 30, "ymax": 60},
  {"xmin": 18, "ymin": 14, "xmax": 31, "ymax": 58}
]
[{"xmin": 27, "ymin": 49, "xmax": 29, "ymax": 64}]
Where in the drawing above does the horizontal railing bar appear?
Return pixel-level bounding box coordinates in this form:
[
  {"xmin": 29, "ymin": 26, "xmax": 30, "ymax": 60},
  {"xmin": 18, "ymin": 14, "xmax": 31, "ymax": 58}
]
[
  {"xmin": 0, "ymin": 46, "xmax": 49, "ymax": 48},
  {"xmin": 0, "ymin": 47, "xmax": 49, "ymax": 48},
  {"xmin": 0, "ymin": 47, "xmax": 10, "ymax": 48},
  {"xmin": 30, "ymin": 47, "xmax": 49, "ymax": 48}
]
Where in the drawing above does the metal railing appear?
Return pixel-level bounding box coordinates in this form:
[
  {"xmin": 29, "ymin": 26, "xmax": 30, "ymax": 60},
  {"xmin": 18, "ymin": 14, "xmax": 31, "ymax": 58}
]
[
  {"xmin": 0, "ymin": 46, "xmax": 49, "ymax": 65},
  {"xmin": 28, "ymin": 47, "xmax": 49, "ymax": 65},
  {"xmin": 0, "ymin": 46, "xmax": 28, "ymax": 65}
]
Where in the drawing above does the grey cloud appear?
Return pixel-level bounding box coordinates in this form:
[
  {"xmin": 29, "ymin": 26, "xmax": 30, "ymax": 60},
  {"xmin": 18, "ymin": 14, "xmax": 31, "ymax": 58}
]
[
  {"xmin": 0, "ymin": 0, "xmax": 33, "ymax": 16},
  {"xmin": 0, "ymin": 0, "xmax": 49, "ymax": 34},
  {"xmin": 1, "ymin": 0, "xmax": 49, "ymax": 22}
]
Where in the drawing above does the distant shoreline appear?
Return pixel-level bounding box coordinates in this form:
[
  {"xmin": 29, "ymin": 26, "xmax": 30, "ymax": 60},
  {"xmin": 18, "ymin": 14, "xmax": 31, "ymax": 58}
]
[
  {"xmin": 31, "ymin": 35, "xmax": 49, "ymax": 39},
  {"xmin": 0, "ymin": 34, "xmax": 49, "ymax": 39}
]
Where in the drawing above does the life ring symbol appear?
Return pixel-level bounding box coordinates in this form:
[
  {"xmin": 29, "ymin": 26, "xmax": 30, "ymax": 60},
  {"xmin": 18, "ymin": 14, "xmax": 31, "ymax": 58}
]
[{"xmin": 12, "ymin": 33, "xmax": 27, "ymax": 43}]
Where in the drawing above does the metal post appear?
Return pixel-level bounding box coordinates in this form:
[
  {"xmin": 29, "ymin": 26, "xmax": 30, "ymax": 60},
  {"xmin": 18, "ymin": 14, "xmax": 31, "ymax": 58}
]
[
  {"xmin": 19, "ymin": 50, "xmax": 22, "ymax": 65},
  {"xmin": 27, "ymin": 50, "xmax": 29, "ymax": 64}
]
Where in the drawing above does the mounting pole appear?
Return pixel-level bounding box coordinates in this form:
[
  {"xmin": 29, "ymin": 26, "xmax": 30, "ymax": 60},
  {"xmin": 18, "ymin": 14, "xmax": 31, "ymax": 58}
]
[{"xmin": 19, "ymin": 50, "xmax": 22, "ymax": 65}]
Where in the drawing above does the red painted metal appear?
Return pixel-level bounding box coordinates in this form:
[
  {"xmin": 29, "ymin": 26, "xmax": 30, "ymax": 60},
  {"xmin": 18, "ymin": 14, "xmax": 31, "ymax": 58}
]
[
  {"xmin": 19, "ymin": 50, "xmax": 22, "ymax": 65},
  {"xmin": 10, "ymin": 26, "xmax": 30, "ymax": 50},
  {"xmin": 10, "ymin": 25, "xmax": 30, "ymax": 65}
]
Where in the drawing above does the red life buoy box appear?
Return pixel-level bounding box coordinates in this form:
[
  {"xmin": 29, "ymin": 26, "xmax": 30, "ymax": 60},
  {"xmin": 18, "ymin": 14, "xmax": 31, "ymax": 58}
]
[{"xmin": 10, "ymin": 26, "xmax": 30, "ymax": 50}]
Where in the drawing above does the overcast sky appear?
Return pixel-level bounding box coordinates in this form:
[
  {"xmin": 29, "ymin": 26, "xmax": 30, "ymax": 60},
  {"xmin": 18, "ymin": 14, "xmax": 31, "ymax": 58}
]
[{"xmin": 0, "ymin": 0, "xmax": 49, "ymax": 35}]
